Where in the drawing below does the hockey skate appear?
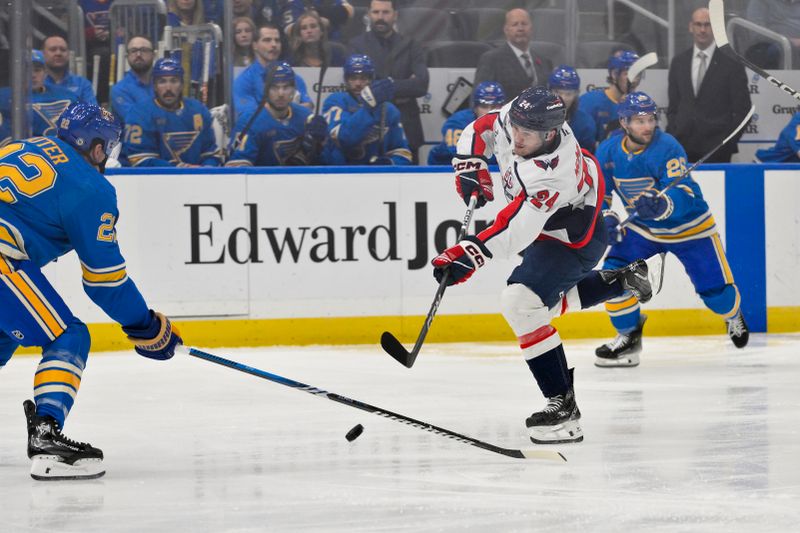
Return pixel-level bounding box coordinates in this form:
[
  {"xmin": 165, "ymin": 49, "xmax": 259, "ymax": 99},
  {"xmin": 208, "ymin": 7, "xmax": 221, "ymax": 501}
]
[
  {"xmin": 726, "ymin": 310, "xmax": 749, "ymax": 348},
  {"xmin": 526, "ymin": 387, "xmax": 583, "ymax": 444},
  {"xmin": 23, "ymin": 400, "xmax": 105, "ymax": 481},
  {"xmin": 600, "ymin": 253, "xmax": 665, "ymax": 304},
  {"xmin": 595, "ymin": 314, "xmax": 647, "ymax": 367}
]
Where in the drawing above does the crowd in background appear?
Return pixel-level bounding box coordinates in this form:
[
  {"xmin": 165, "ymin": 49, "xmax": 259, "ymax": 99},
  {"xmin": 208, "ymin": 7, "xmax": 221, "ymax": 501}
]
[{"xmin": 2, "ymin": 0, "xmax": 800, "ymax": 165}]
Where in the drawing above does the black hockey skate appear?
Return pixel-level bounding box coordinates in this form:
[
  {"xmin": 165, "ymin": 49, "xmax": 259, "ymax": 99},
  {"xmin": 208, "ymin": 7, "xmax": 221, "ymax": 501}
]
[
  {"xmin": 595, "ymin": 314, "xmax": 647, "ymax": 367},
  {"xmin": 726, "ymin": 310, "xmax": 749, "ymax": 348},
  {"xmin": 23, "ymin": 400, "xmax": 105, "ymax": 480},
  {"xmin": 526, "ymin": 387, "xmax": 583, "ymax": 444},
  {"xmin": 599, "ymin": 254, "xmax": 665, "ymax": 304}
]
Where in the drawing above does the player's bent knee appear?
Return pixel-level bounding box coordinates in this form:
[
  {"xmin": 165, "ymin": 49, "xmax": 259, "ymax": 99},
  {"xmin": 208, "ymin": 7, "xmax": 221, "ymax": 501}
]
[
  {"xmin": 42, "ymin": 320, "xmax": 91, "ymax": 369},
  {"xmin": 699, "ymin": 284, "xmax": 740, "ymax": 317},
  {"xmin": 500, "ymin": 283, "xmax": 550, "ymax": 335}
]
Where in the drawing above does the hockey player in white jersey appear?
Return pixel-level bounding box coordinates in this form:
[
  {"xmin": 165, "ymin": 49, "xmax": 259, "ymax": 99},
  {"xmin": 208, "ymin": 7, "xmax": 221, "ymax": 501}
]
[{"xmin": 432, "ymin": 86, "xmax": 662, "ymax": 443}]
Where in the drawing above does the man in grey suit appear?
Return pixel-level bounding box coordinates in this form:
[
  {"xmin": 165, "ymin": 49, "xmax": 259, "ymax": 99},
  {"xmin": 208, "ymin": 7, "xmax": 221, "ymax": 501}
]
[
  {"xmin": 474, "ymin": 9, "xmax": 553, "ymax": 102},
  {"xmin": 666, "ymin": 6, "xmax": 751, "ymax": 162}
]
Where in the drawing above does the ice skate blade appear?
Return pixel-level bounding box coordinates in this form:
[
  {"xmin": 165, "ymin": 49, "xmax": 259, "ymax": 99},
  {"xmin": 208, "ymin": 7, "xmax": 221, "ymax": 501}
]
[
  {"xmin": 594, "ymin": 354, "xmax": 640, "ymax": 368},
  {"xmin": 528, "ymin": 420, "xmax": 583, "ymax": 444},
  {"xmin": 30, "ymin": 455, "xmax": 105, "ymax": 481}
]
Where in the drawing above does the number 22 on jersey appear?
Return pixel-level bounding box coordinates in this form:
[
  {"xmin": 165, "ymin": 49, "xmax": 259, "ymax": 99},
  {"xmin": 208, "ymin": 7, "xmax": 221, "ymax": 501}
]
[{"xmin": 0, "ymin": 143, "xmax": 57, "ymax": 204}]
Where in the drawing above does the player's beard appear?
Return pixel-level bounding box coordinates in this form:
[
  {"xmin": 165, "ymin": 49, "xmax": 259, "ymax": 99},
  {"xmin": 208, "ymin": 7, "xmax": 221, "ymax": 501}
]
[{"xmin": 627, "ymin": 130, "xmax": 653, "ymax": 147}]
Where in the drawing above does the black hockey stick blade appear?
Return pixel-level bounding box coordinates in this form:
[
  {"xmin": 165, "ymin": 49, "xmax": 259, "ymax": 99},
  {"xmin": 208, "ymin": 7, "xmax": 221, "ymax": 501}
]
[
  {"xmin": 709, "ymin": 0, "xmax": 800, "ymax": 101},
  {"xmin": 180, "ymin": 345, "xmax": 566, "ymax": 461},
  {"xmin": 380, "ymin": 330, "xmax": 414, "ymax": 368}
]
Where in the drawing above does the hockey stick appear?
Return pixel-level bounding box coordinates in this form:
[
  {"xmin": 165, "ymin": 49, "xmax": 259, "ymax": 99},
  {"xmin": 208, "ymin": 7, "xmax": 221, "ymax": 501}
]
[
  {"xmin": 381, "ymin": 192, "xmax": 480, "ymax": 368},
  {"xmin": 200, "ymin": 40, "xmax": 212, "ymax": 105},
  {"xmin": 618, "ymin": 104, "xmax": 755, "ymax": 229},
  {"xmin": 709, "ymin": 0, "xmax": 800, "ymax": 101},
  {"xmin": 314, "ymin": 59, "xmax": 328, "ymax": 115},
  {"xmin": 626, "ymin": 51, "xmax": 658, "ymax": 90},
  {"xmin": 179, "ymin": 345, "xmax": 565, "ymax": 461},
  {"xmin": 232, "ymin": 62, "xmax": 277, "ymax": 152}
]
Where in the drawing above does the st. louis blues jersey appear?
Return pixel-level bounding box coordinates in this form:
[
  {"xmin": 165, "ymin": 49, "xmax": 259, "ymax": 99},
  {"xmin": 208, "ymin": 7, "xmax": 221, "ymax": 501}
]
[
  {"xmin": 0, "ymin": 136, "xmax": 150, "ymax": 328},
  {"xmin": 579, "ymin": 88, "xmax": 619, "ymax": 144},
  {"xmin": 755, "ymin": 111, "xmax": 800, "ymax": 162},
  {"xmin": 227, "ymin": 103, "xmax": 317, "ymax": 166},
  {"xmin": 595, "ymin": 128, "xmax": 715, "ymax": 242},
  {"xmin": 44, "ymin": 72, "xmax": 97, "ymax": 106},
  {"xmin": 455, "ymin": 103, "xmax": 604, "ymax": 259},
  {"xmin": 428, "ymin": 109, "xmax": 477, "ymax": 165},
  {"xmin": 0, "ymin": 86, "xmax": 78, "ymax": 139},
  {"xmin": 569, "ymin": 106, "xmax": 598, "ymax": 153},
  {"xmin": 124, "ymin": 97, "xmax": 222, "ymax": 167},
  {"xmin": 110, "ymin": 70, "xmax": 155, "ymax": 125},
  {"xmin": 323, "ymin": 91, "xmax": 412, "ymax": 165}
]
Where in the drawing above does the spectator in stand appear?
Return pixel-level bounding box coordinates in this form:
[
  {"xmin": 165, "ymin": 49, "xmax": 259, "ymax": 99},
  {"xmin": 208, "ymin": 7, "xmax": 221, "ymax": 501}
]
[
  {"xmin": 474, "ymin": 8, "xmax": 552, "ymax": 102},
  {"xmin": 323, "ymin": 54, "xmax": 412, "ymax": 166},
  {"xmin": 234, "ymin": 22, "xmax": 313, "ymax": 118},
  {"xmin": 280, "ymin": 1, "xmax": 354, "ymax": 42},
  {"xmin": 288, "ymin": 10, "xmax": 347, "ymax": 67},
  {"xmin": 203, "ymin": 0, "xmax": 223, "ymax": 25},
  {"xmin": 167, "ymin": 0, "xmax": 206, "ymax": 26},
  {"xmin": 755, "ymin": 111, "xmax": 800, "ymax": 162},
  {"xmin": 427, "ymin": 81, "xmax": 505, "ymax": 166},
  {"xmin": 548, "ymin": 65, "xmax": 597, "ymax": 153},
  {"xmin": 666, "ymin": 6, "xmax": 751, "ymax": 163},
  {"xmin": 110, "ymin": 35, "xmax": 156, "ymax": 125},
  {"xmin": 746, "ymin": 0, "xmax": 800, "ymax": 66},
  {"xmin": 124, "ymin": 58, "xmax": 222, "ymax": 167},
  {"xmin": 0, "ymin": 51, "xmax": 78, "ymax": 139},
  {"xmin": 79, "ymin": 0, "xmax": 113, "ymax": 106},
  {"xmin": 233, "ymin": 17, "xmax": 257, "ymax": 67},
  {"xmin": 349, "ymin": 0, "xmax": 429, "ymax": 163},
  {"xmin": 579, "ymin": 49, "xmax": 640, "ymax": 145},
  {"xmin": 227, "ymin": 62, "xmax": 329, "ymax": 166},
  {"xmin": 42, "ymin": 35, "xmax": 98, "ymax": 105}
]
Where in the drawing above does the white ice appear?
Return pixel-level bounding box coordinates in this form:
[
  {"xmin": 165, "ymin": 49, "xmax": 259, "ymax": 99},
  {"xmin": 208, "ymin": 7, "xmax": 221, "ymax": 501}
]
[{"xmin": 1, "ymin": 334, "xmax": 799, "ymax": 532}]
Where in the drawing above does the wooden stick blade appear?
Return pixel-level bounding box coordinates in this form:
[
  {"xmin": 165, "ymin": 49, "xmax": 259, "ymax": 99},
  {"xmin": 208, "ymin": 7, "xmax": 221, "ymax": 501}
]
[
  {"xmin": 708, "ymin": 0, "xmax": 729, "ymax": 48},
  {"xmin": 628, "ymin": 51, "xmax": 658, "ymax": 81},
  {"xmin": 380, "ymin": 331, "xmax": 415, "ymax": 368}
]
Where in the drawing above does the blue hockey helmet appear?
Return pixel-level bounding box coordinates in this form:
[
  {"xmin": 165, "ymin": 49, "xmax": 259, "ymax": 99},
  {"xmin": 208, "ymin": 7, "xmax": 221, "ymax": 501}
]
[
  {"xmin": 57, "ymin": 102, "xmax": 122, "ymax": 156},
  {"xmin": 32, "ymin": 49, "xmax": 45, "ymax": 66},
  {"xmin": 608, "ymin": 50, "xmax": 639, "ymax": 73},
  {"xmin": 508, "ymin": 85, "xmax": 566, "ymax": 131},
  {"xmin": 472, "ymin": 81, "xmax": 505, "ymax": 107},
  {"xmin": 265, "ymin": 61, "xmax": 296, "ymax": 86},
  {"xmin": 548, "ymin": 65, "xmax": 580, "ymax": 91},
  {"xmin": 152, "ymin": 57, "xmax": 184, "ymax": 80},
  {"xmin": 617, "ymin": 91, "xmax": 658, "ymax": 121},
  {"xmin": 343, "ymin": 54, "xmax": 375, "ymax": 79}
]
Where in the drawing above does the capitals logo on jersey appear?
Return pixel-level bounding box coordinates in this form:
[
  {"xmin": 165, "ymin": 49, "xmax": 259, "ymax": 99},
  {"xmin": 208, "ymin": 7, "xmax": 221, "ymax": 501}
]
[{"xmin": 534, "ymin": 155, "xmax": 560, "ymax": 171}]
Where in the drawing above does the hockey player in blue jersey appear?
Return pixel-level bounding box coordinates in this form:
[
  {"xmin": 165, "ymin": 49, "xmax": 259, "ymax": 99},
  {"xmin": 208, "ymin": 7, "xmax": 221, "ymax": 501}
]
[
  {"xmin": 427, "ymin": 81, "xmax": 505, "ymax": 166},
  {"xmin": 0, "ymin": 103, "xmax": 183, "ymax": 480},
  {"xmin": 233, "ymin": 22, "xmax": 313, "ymax": 119},
  {"xmin": 227, "ymin": 61, "xmax": 329, "ymax": 166},
  {"xmin": 755, "ymin": 111, "xmax": 800, "ymax": 162},
  {"xmin": 124, "ymin": 58, "xmax": 222, "ymax": 167},
  {"xmin": 0, "ymin": 51, "xmax": 79, "ymax": 140},
  {"xmin": 579, "ymin": 50, "xmax": 640, "ymax": 144},
  {"xmin": 323, "ymin": 54, "xmax": 412, "ymax": 165},
  {"xmin": 595, "ymin": 92, "xmax": 749, "ymax": 367},
  {"xmin": 548, "ymin": 65, "xmax": 597, "ymax": 152}
]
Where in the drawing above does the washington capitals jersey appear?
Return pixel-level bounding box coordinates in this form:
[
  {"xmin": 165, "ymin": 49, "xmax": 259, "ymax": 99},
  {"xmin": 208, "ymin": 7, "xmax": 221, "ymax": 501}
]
[
  {"xmin": 0, "ymin": 136, "xmax": 150, "ymax": 328},
  {"xmin": 455, "ymin": 103, "xmax": 604, "ymax": 259},
  {"xmin": 124, "ymin": 97, "xmax": 222, "ymax": 167},
  {"xmin": 755, "ymin": 112, "xmax": 800, "ymax": 162},
  {"xmin": 0, "ymin": 86, "xmax": 78, "ymax": 139},
  {"xmin": 233, "ymin": 61, "xmax": 312, "ymax": 120},
  {"xmin": 596, "ymin": 128, "xmax": 715, "ymax": 242},
  {"xmin": 228, "ymin": 103, "xmax": 317, "ymax": 166},
  {"xmin": 579, "ymin": 88, "xmax": 619, "ymax": 143},
  {"xmin": 323, "ymin": 91, "xmax": 412, "ymax": 165}
]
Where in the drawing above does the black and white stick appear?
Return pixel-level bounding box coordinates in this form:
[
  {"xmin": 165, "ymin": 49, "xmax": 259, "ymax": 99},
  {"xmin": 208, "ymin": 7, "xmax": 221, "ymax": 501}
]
[
  {"xmin": 381, "ymin": 192, "xmax": 480, "ymax": 368},
  {"xmin": 709, "ymin": 0, "xmax": 800, "ymax": 101},
  {"xmin": 232, "ymin": 63, "xmax": 277, "ymax": 152},
  {"xmin": 619, "ymin": 104, "xmax": 755, "ymax": 229},
  {"xmin": 179, "ymin": 345, "xmax": 565, "ymax": 461},
  {"xmin": 314, "ymin": 59, "xmax": 328, "ymax": 116}
]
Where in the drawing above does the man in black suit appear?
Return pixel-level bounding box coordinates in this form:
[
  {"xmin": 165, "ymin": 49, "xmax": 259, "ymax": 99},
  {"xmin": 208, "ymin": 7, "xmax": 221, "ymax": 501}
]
[
  {"xmin": 666, "ymin": 6, "xmax": 751, "ymax": 163},
  {"xmin": 474, "ymin": 8, "xmax": 552, "ymax": 102},
  {"xmin": 349, "ymin": 0, "xmax": 429, "ymax": 163}
]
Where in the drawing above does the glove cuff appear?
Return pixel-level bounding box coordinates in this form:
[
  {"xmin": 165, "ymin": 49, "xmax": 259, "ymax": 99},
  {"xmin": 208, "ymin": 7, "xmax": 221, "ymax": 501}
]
[
  {"xmin": 452, "ymin": 154, "xmax": 489, "ymax": 172},
  {"xmin": 461, "ymin": 235, "xmax": 493, "ymax": 268},
  {"xmin": 602, "ymin": 209, "xmax": 621, "ymax": 223},
  {"xmin": 654, "ymin": 194, "xmax": 674, "ymax": 221}
]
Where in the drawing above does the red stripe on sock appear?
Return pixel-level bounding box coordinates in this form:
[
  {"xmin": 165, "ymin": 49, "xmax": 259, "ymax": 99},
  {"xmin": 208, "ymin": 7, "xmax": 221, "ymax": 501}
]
[{"xmin": 519, "ymin": 325, "xmax": 557, "ymax": 349}]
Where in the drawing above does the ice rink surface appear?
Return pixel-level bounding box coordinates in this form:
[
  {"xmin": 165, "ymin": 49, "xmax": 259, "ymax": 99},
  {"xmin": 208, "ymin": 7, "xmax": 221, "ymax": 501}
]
[{"xmin": 1, "ymin": 333, "xmax": 799, "ymax": 532}]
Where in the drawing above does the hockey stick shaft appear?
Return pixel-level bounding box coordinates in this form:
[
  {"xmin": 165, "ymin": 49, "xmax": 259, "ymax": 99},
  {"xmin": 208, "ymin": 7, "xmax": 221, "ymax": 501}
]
[
  {"xmin": 618, "ymin": 104, "xmax": 754, "ymax": 229},
  {"xmin": 180, "ymin": 345, "xmax": 564, "ymax": 461},
  {"xmin": 314, "ymin": 61, "xmax": 328, "ymax": 115},
  {"xmin": 380, "ymin": 192, "xmax": 480, "ymax": 368},
  {"xmin": 378, "ymin": 101, "xmax": 387, "ymax": 158},
  {"xmin": 232, "ymin": 62, "xmax": 277, "ymax": 152},
  {"xmin": 709, "ymin": 0, "xmax": 800, "ymax": 101}
]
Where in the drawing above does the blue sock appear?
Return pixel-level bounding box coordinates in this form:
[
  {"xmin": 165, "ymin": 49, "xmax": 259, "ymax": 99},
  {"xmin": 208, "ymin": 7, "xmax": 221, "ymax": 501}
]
[
  {"xmin": 577, "ymin": 271, "xmax": 624, "ymax": 309},
  {"xmin": 526, "ymin": 344, "xmax": 571, "ymax": 397}
]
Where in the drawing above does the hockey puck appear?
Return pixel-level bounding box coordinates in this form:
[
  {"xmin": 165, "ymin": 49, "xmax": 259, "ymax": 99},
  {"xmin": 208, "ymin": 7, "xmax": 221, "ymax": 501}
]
[{"xmin": 345, "ymin": 424, "xmax": 364, "ymax": 442}]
